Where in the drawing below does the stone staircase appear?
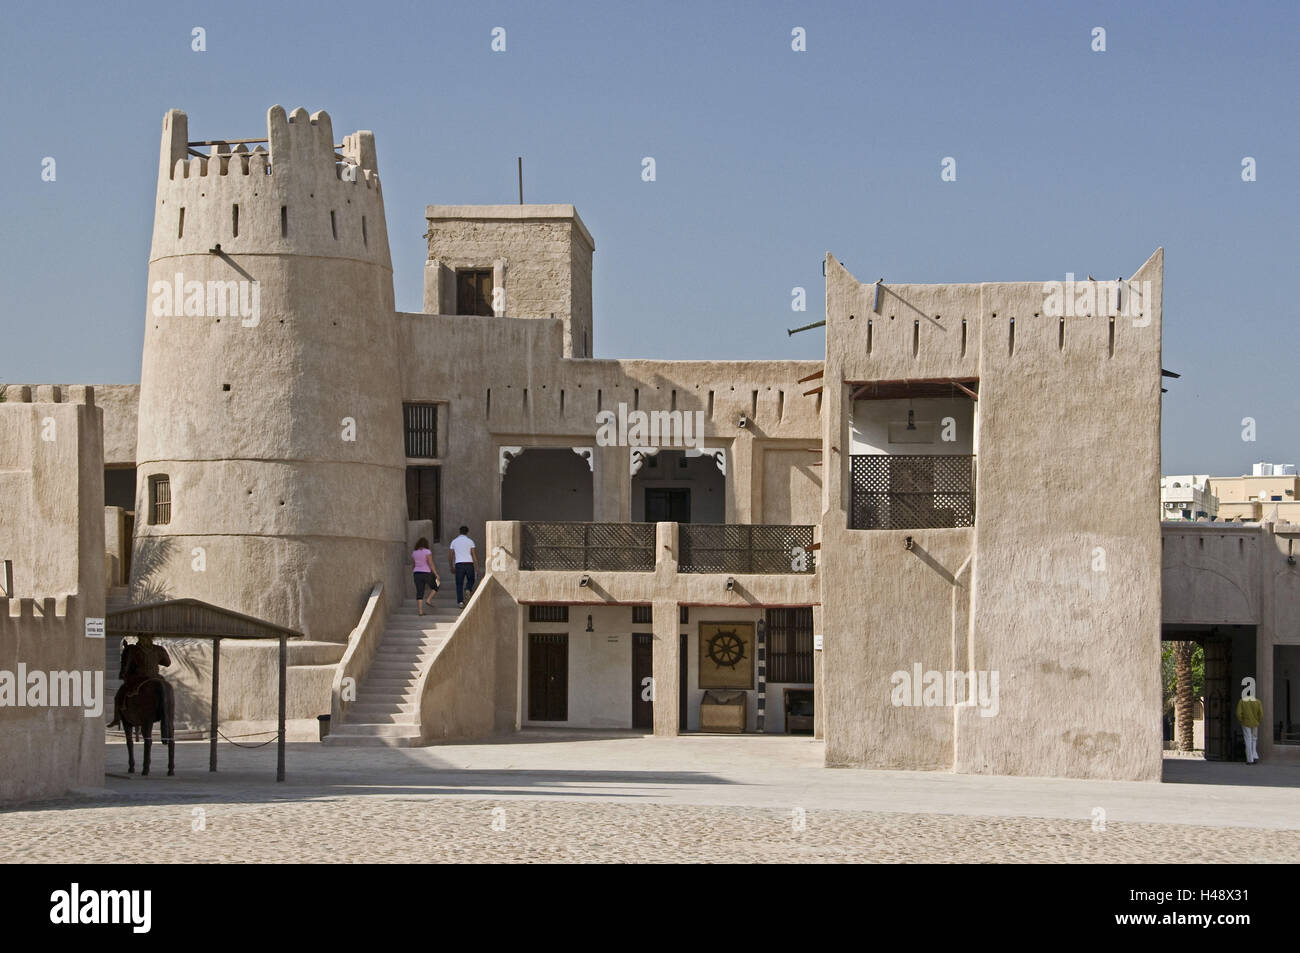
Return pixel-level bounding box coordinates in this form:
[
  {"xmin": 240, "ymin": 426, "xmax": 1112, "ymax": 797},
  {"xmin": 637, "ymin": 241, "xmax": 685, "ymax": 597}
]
[{"xmin": 323, "ymin": 585, "xmax": 460, "ymax": 746}]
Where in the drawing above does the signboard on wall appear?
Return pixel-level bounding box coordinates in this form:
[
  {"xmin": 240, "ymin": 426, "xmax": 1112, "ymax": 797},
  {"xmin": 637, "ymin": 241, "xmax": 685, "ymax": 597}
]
[{"xmin": 698, "ymin": 621, "xmax": 754, "ymax": 690}]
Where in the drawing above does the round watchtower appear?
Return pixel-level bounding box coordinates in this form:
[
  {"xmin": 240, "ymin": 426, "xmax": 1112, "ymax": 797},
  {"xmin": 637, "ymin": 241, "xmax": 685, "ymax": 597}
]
[{"xmin": 134, "ymin": 106, "xmax": 406, "ymax": 641}]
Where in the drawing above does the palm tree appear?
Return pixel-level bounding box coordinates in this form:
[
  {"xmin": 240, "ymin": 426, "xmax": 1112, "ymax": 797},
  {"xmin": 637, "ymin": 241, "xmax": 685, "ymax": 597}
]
[{"xmin": 1174, "ymin": 640, "xmax": 1195, "ymax": 751}]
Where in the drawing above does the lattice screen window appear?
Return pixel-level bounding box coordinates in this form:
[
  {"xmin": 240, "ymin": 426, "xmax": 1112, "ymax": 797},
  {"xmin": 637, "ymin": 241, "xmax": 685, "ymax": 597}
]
[
  {"xmin": 403, "ymin": 403, "xmax": 438, "ymax": 458},
  {"xmin": 765, "ymin": 607, "xmax": 814, "ymax": 683},
  {"xmin": 849, "ymin": 454, "xmax": 975, "ymax": 530},
  {"xmin": 528, "ymin": 605, "xmax": 570, "ymax": 623},
  {"xmin": 148, "ymin": 474, "xmax": 171, "ymax": 526}
]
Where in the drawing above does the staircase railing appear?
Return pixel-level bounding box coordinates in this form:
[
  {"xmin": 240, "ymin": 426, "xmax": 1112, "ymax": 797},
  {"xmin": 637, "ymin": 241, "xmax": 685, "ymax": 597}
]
[{"xmin": 330, "ymin": 582, "xmax": 387, "ymax": 727}]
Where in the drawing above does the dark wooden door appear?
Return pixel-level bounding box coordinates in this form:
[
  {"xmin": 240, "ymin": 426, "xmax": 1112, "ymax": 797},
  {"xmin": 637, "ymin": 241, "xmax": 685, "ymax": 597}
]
[
  {"xmin": 632, "ymin": 633, "xmax": 653, "ymax": 729},
  {"xmin": 645, "ymin": 488, "xmax": 690, "ymax": 523},
  {"xmin": 405, "ymin": 466, "xmax": 441, "ymax": 541},
  {"xmin": 528, "ymin": 634, "xmax": 568, "ymax": 721},
  {"xmin": 679, "ymin": 632, "xmax": 689, "ymax": 731},
  {"xmin": 1204, "ymin": 636, "xmax": 1231, "ymax": 761}
]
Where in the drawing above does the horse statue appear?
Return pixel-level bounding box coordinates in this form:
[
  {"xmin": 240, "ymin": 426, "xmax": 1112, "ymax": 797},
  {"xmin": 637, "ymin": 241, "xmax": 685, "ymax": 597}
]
[{"xmin": 109, "ymin": 635, "xmax": 175, "ymax": 776}]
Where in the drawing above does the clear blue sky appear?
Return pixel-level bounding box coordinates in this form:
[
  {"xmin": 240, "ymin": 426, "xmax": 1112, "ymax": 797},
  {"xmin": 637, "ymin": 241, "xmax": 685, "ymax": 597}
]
[{"xmin": 1, "ymin": 0, "xmax": 1295, "ymax": 475}]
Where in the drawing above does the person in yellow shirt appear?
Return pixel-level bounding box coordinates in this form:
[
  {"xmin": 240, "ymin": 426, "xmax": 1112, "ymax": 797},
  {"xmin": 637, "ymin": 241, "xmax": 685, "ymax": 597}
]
[{"xmin": 1236, "ymin": 691, "xmax": 1263, "ymax": 764}]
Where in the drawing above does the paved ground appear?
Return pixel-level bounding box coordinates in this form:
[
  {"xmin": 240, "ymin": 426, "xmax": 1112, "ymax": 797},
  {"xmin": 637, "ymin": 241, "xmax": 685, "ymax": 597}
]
[{"xmin": 3, "ymin": 733, "xmax": 1298, "ymax": 862}]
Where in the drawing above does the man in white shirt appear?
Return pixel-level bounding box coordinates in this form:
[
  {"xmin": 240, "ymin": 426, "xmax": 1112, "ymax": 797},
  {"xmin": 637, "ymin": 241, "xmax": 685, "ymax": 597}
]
[{"xmin": 448, "ymin": 526, "xmax": 477, "ymax": 608}]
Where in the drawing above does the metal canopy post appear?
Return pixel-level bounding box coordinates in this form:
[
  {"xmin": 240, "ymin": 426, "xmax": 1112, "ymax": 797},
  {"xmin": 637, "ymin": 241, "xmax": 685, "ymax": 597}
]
[
  {"xmin": 277, "ymin": 634, "xmax": 287, "ymax": 782},
  {"xmin": 756, "ymin": 619, "xmax": 767, "ymax": 733},
  {"xmin": 210, "ymin": 637, "xmax": 220, "ymax": 772}
]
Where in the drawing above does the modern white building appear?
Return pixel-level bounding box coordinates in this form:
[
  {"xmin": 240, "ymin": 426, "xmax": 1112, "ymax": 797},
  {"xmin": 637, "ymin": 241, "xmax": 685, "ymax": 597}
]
[
  {"xmin": 1253, "ymin": 462, "xmax": 1297, "ymax": 477},
  {"xmin": 1161, "ymin": 474, "xmax": 1218, "ymax": 521}
]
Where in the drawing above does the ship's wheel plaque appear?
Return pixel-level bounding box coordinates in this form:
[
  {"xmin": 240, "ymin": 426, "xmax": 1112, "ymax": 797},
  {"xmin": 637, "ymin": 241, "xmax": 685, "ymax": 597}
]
[{"xmin": 698, "ymin": 621, "xmax": 754, "ymax": 689}]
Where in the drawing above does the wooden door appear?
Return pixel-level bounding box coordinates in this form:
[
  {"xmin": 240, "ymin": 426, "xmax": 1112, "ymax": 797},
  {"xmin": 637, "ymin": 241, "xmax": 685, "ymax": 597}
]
[
  {"xmin": 528, "ymin": 634, "xmax": 568, "ymax": 721},
  {"xmin": 405, "ymin": 466, "xmax": 441, "ymax": 541},
  {"xmin": 632, "ymin": 633, "xmax": 653, "ymax": 729},
  {"xmin": 679, "ymin": 632, "xmax": 689, "ymax": 731},
  {"xmin": 645, "ymin": 488, "xmax": 691, "ymax": 523},
  {"xmin": 1203, "ymin": 636, "xmax": 1231, "ymax": 761}
]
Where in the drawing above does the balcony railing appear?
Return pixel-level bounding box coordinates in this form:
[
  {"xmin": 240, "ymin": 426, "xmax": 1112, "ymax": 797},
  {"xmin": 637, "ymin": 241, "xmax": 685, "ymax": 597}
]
[
  {"xmin": 849, "ymin": 454, "xmax": 975, "ymax": 530},
  {"xmin": 520, "ymin": 521, "xmax": 656, "ymax": 571},
  {"xmin": 678, "ymin": 524, "xmax": 816, "ymax": 574}
]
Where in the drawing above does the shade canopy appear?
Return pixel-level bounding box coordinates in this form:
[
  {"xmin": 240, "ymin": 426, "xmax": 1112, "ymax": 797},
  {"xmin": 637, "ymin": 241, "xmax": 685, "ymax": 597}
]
[
  {"xmin": 105, "ymin": 597, "xmax": 300, "ymax": 782},
  {"xmin": 105, "ymin": 598, "xmax": 304, "ymax": 641}
]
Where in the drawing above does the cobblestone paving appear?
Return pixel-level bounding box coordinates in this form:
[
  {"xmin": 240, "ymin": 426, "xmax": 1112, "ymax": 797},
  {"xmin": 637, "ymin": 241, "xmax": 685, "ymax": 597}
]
[{"xmin": 3, "ymin": 796, "xmax": 1297, "ymax": 863}]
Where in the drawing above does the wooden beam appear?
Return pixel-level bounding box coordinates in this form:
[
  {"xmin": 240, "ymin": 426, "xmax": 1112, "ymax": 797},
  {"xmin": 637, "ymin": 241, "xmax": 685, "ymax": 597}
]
[
  {"xmin": 846, "ymin": 377, "xmax": 979, "ymax": 387},
  {"xmin": 802, "ymin": 386, "xmax": 823, "ymax": 397},
  {"xmin": 188, "ymin": 138, "xmax": 269, "ymax": 146},
  {"xmin": 846, "ymin": 377, "xmax": 980, "ymax": 401},
  {"xmin": 796, "ymin": 370, "xmax": 824, "ymax": 384},
  {"xmin": 948, "ymin": 379, "xmax": 979, "ymax": 401}
]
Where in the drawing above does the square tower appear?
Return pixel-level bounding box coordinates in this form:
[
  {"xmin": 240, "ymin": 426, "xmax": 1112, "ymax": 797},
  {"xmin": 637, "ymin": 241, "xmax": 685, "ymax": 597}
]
[{"xmin": 423, "ymin": 204, "xmax": 595, "ymax": 358}]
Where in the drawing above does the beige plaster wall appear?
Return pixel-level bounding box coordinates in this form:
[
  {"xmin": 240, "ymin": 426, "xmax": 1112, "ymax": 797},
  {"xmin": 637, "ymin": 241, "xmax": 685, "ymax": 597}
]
[
  {"xmin": 0, "ymin": 392, "xmax": 105, "ymax": 802},
  {"xmin": 417, "ymin": 574, "xmax": 519, "ymax": 742},
  {"xmin": 820, "ymin": 252, "xmax": 1164, "ymax": 781},
  {"xmin": 424, "ymin": 205, "xmax": 594, "ymax": 358}
]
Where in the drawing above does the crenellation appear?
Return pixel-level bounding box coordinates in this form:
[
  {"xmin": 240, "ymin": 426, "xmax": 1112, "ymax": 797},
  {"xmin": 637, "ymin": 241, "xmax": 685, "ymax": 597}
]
[
  {"xmin": 0, "ymin": 594, "xmax": 76, "ymax": 628},
  {"xmin": 152, "ymin": 106, "xmax": 388, "ymax": 266}
]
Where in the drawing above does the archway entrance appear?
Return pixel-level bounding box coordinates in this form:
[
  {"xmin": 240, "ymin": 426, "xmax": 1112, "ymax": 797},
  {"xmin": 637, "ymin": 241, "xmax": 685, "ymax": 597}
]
[
  {"xmin": 631, "ymin": 449, "xmax": 725, "ymax": 523},
  {"xmin": 1161, "ymin": 624, "xmax": 1256, "ymax": 761},
  {"xmin": 501, "ymin": 448, "xmax": 594, "ymax": 522}
]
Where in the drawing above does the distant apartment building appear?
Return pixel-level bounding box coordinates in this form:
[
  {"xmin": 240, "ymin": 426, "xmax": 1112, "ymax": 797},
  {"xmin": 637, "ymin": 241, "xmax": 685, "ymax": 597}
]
[
  {"xmin": 1161, "ymin": 474, "xmax": 1218, "ymax": 521},
  {"xmin": 1209, "ymin": 463, "xmax": 1300, "ymax": 522}
]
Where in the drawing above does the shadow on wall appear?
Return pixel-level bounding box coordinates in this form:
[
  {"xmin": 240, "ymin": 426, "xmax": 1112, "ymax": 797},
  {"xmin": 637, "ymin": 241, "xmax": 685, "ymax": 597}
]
[
  {"xmin": 128, "ymin": 535, "xmax": 174, "ymax": 605},
  {"xmin": 164, "ymin": 641, "xmax": 211, "ymax": 728},
  {"xmin": 123, "ymin": 535, "xmax": 211, "ymax": 727}
]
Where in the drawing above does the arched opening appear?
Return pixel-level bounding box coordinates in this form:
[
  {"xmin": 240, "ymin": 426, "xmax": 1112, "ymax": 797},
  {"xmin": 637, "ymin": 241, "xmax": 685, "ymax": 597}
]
[
  {"xmin": 632, "ymin": 449, "xmax": 725, "ymax": 523},
  {"xmin": 501, "ymin": 448, "xmax": 593, "ymax": 521}
]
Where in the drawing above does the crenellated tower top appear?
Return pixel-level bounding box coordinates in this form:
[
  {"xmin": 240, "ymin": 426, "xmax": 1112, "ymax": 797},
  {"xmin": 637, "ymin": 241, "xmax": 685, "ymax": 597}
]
[{"xmin": 151, "ymin": 106, "xmax": 390, "ymax": 267}]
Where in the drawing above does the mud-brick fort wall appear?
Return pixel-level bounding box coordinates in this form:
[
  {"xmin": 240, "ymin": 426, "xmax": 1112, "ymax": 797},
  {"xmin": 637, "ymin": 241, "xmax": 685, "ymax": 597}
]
[
  {"xmin": 820, "ymin": 252, "xmax": 1164, "ymax": 781},
  {"xmin": 0, "ymin": 386, "xmax": 105, "ymax": 802},
  {"xmin": 134, "ymin": 107, "xmax": 408, "ymax": 642}
]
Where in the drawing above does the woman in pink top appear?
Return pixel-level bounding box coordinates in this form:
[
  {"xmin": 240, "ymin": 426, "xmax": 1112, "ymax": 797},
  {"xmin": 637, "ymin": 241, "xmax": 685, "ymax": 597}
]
[{"xmin": 411, "ymin": 537, "xmax": 440, "ymax": 616}]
